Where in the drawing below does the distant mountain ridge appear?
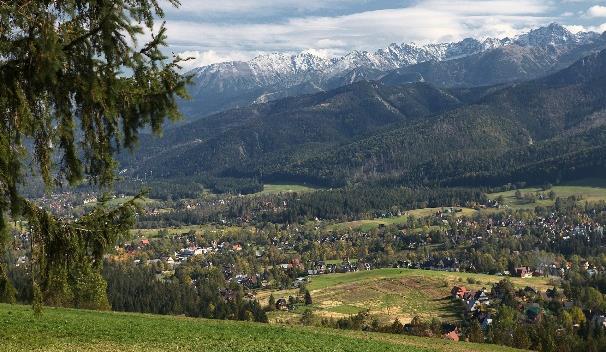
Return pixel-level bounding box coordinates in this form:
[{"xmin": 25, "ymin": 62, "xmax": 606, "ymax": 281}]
[{"xmin": 180, "ymin": 24, "xmax": 606, "ymax": 119}]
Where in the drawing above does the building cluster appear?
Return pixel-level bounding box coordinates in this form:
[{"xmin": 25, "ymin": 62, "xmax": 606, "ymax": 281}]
[{"xmin": 306, "ymin": 259, "xmax": 371, "ymax": 275}]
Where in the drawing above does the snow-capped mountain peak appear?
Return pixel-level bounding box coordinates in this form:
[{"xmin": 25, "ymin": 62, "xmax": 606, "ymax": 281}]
[
  {"xmin": 515, "ymin": 23, "xmax": 583, "ymax": 47},
  {"xmin": 182, "ymin": 24, "xmax": 606, "ymax": 118},
  {"xmin": 189, "ymin": 23, "xmax": 601, "ymax": 89}
]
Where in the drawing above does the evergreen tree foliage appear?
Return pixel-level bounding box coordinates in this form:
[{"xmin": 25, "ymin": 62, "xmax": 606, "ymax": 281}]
[
  {"xmin": 267, "ymin": 294, "xmax": 276, "ymax": 311},
  {"xmin": 467, "ymin": 319, "xmax": 484, "ymax": 343},
  {"xmin": 301, "ymin": 309, "xmax": 313, "ymax": 326},
  {"xmin": 0, "ymin": 0, "xmax": 189, "ymax": 310},
  {"xmin": 304, "ymin": 289, "xmax": 312, "ymax": 305}
]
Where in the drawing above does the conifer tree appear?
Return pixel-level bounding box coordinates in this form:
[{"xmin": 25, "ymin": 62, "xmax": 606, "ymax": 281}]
[
  {"xmin": 0, "ymin": 0, "xmax": 189, "ymax": 310},
  {"xmin": 267, "ymin": 294, "xmax": 276, "ymax": 311},
  {"xmin": 304, "ymin": 289, "xmax": 312, "ymax": 305},
  {"xmin": 467, "ymin": 319, "xmax": 484, "ymax": 343}
]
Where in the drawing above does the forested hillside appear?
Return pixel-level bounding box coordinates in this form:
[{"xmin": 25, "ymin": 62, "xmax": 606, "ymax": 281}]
[
  {"xmin": 123, "ymin": 81, "xmax": 465, "ymax": 185},
  {"xmin": 122, "ymin": 49, "xmax": 606, "ymax": 190}
]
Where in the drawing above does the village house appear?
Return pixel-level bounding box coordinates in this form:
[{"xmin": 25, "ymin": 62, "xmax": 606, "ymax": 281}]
[
  {"xmin": 451, "ymin": 286, "xmax": 468, "ymax": 299},
  {"xmin": 275, "ymin": 298, "xmax": 288, "ymax": 311},
  {"xmin": 294, "ymin": 277, "xmax": 308, "ymax": 288},
  {"xmin": 443, "ymin": 328, "xmax": 460, "ymax": 341},
  {"xmin": 474, "ymin": 288, "xmax": 490, "ymax": 304},
  {"xmin": 580, "ymin": 260, "xmax": 591, "ymax": 272},
  {"xmin": 357, "ymin": 262, "xmax": 371, "ymax": 271},
  {"xmin": 393, "ymin": 260, "xmax": 412, "ymax": 268},
  {"xmin": 478, "ymin": 313, "xmax": 493, "ymax": 330},
  {"xmin": 164, "ymin": 256, "xmax": 175, "ymax": 268},
  {"xmin": 326, "ymin": 264, "xmax": 337, "ymax": 273},
  {"xmin": 466, "ymin": 299, "xmax": 483, "ymax": 312},
  {"xmin": 338, "ymin": 259, "xmax": 358, "ymax": 273},
  {"xmin": 82, "ymin": 196, "xmax": 97, "ymax": 205},
  {"xmin": 515, "ymin": 266, "xmax": 533, "ymax": 278},
  {"xmin": 15, "ymin": 256, "xmax": 27, "ymax": 267},
  {"xmin": 525, "ymin": 304, "xmax": 544, "ymax": 322},
  {"xmin": 593, "ymin": 315, "xmax": 606, "ymax": 329},
  {"xmin": 307, "ymin": 260, "xmax": 326, "ymax": 275},
  {"xmin": 462, "ymin": 288, "xmax": 491, "ymax": 313}
]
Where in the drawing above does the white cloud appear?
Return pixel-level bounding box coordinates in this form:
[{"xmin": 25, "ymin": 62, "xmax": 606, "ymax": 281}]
[
  {"xmin": 302, "ymin": 48, "xmax": 339, "ymax": 59},
  {"xmin": 417, "ymin": 0, "xmax": 549, "ymax": 15},
  {"xmin": 159, "ymin": 0, "xmax": 360, "ymax": 15},
  {"xmin": 564, "ymin": 24, "xmax": 587, "ymax": 33},
  {"xmin": 156, "ymin": 0, "xmax": 606, "ymax": 66},
  {"xmin": 587, "ymin": 5, "xmax": 606, "ymax": 18},
  {"xmin": 564, "ymin": 22, "xmax": 606, "ymax": 33},
  {"xmin": 176, "ymin": 50, "xmax": 254, "ymax": 70},
  {"xmin": 162, "ymin": 1, "xmax": 552, "ymax": 56}
]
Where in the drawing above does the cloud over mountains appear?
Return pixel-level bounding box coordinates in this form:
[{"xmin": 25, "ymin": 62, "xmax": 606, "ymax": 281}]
[{"xmin": 159, "ymin": 0, "xmax": 606, "ymax": 67}]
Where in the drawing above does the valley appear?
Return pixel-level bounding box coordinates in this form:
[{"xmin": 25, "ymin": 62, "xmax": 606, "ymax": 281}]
[{"xmin": 4, "ymin": 10, "xmax": 606, "ymax": 352}]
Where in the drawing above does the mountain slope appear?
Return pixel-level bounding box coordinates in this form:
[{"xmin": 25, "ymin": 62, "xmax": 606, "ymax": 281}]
[
  {"xmin": 128, "ymin": 48, "xmax": 606, "ymax": 189},
  {"xmin": 127, "ymin": 81, "xmax": 464, "ymax": 182},
  {"xmin": 381, "ymin": 31, "xmax": 606, "ymax": 88},
  {"xmin": 281, "ymin": 50, "xmax": 606, "ymax": 186}
]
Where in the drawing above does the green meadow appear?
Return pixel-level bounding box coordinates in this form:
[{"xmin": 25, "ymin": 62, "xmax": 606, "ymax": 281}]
[
  {"xmin": 328, "ymin": 207, "xmax": 478, "ymax": 231},
  {"xmin": 262, "ymin": 268, "xmax": 552, "ymax": 325},
  {"xmin": 258, "ymin": 183, "xmax": 319, "ymax": 195},
  {"xmin": 0, "ymin": 304, "xmax": 522, "ymax": 352},
  {"xmin": 488, "ymin": 178, "xmax": 606, "ymax": 210}
]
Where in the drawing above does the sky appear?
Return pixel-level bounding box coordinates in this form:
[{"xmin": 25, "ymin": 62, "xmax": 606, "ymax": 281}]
[{"xmin": 156, "ymin": 0, "xmax": 606, "ymax": 69}]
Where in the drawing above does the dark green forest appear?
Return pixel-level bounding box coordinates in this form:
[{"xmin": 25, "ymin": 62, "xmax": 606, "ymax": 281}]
[{"xmin": 118, "ymin": 49, "xmax": 606, "ymax": 193}]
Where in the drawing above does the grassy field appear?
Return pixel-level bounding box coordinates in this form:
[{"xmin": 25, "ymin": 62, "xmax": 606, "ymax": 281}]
[
  {"xmin": 259, "ymin": 183, "xmax": 319, "ymax": 195},
  {"xmin": 488, "ymin": 178, "xmax": 606, "ymax": 210},
  {"xmin": 0, "ymin": 304, "xmax": 523, "ymax": 352},
  {"xmin": 261, "ymin": 268, "xmax": 552, "ymax": 325},
  {"xmin": 329, "ymin": 207, "xmax": 478, "ymax": 231}
]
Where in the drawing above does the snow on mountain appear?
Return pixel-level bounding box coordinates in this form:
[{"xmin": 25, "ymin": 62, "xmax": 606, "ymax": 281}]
[
  {"xmin": 181, "ymin": 23, "xmax": 605, "ymax": 118},
  {"xmin": 247, "ymin": 52, "xmax": 332, "ymax": 86},
  {"xmin": 191, "ymin": 23, "xmax": 597, "ymax": 89},
  {"xmin": 515, "ymin": 23, "xmax": 590, "ymax": 47}
]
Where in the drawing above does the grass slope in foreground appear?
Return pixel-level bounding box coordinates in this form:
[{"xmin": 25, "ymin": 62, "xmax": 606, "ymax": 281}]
[{"xmin": 0, "ymin": 304, "xmax": 522, "ymax": 352}]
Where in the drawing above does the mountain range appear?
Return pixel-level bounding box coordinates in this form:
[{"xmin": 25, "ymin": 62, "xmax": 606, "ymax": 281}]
[
  {"xmin": 122, "ymin": 39, "xmax": 606, "ymax": 191},
  {"xmin": 179, "ymin": 24, "xmax": 606, "ymax": 120}
]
